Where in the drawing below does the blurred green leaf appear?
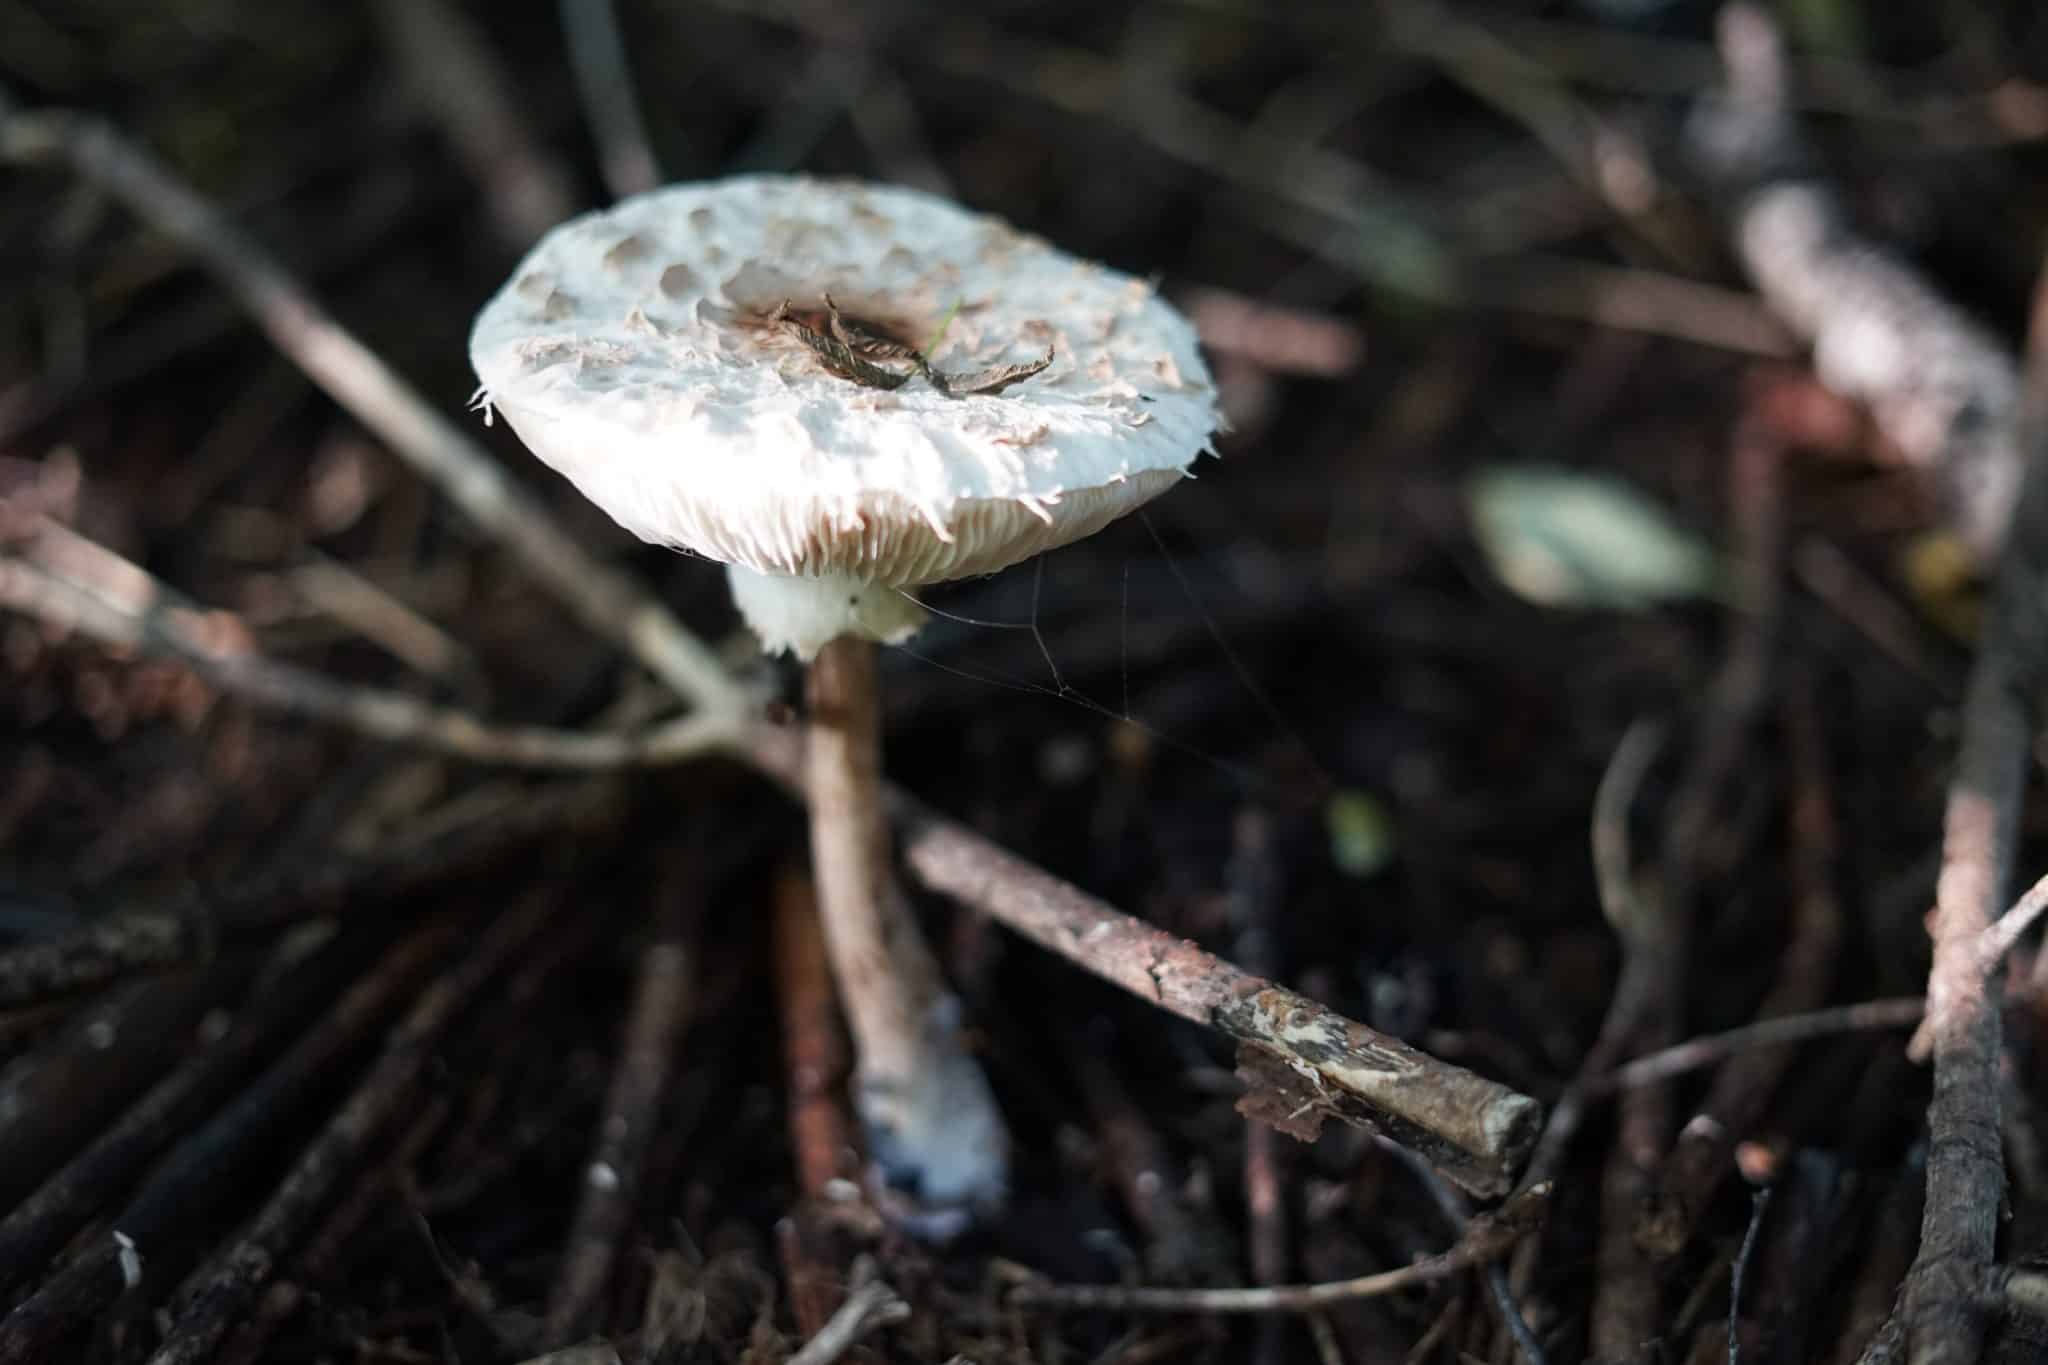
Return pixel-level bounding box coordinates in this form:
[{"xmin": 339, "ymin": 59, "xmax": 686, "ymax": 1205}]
[
  {"xmin": 1466, "ymin": 464, "xmax": 1721, "ymax": 610},
  {"xmin": 1327, "ymin": 790, "xmax": 1396, "ymax": 879}
]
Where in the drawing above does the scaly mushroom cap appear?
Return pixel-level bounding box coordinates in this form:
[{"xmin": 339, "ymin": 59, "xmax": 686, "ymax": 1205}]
[{"xmin": 469, "ymin": 175, "xmax": 1220, "ymax": 592}]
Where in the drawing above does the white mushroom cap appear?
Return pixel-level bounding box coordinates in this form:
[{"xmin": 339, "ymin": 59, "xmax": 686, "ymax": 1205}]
[{"xmin": 470, "ymin": 174, "xmax": 1220, "ymax": 655}]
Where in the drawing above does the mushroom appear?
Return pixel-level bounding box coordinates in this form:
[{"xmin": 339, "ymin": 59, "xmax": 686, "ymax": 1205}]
[{"xmin": 470, "ymin": 174, "xmax": 1220, "ymax": 1220}]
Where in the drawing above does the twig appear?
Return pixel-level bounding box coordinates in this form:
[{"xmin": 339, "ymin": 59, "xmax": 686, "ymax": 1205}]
[
  {"xmin": 1510, "ymin": 715, "xmax": 1663, "ymax": 1305},
  {"xmin": 0, "ymin": 551, "xmax": 739, "ymax": 769},
  {"xmin": 1066, "ymin": 1027, "xmax": 1227, "ymax": 1285},
  {"xmin": 714, "ymin": 0, "xmax": 1788, "ymax": 354},
  {"xmin": 1590, "ymin": 997, "xmax": 1928, "ymax": 1094},
  {"xmin": 1372, "ymin": 1136, "xmax": 1548, "ymax": 1365},
  {"xmin": 143, "ymin": 893, "xmax": 558, "ymax": 1365},
  {"xmin": 0, "ymin": 961, "xmax": 253, "ymax": 1215},
  {"xmin": 287, "ymin": 555, "xmax": 480, "ymax": 689},
  {"xmin": 1227, "ymin": 807, "xmax": 1292, "ymax": 1365},
  {"xmin": 1640, "ymin": 437, "xmax": 1808, "ymax": 1260},
  {"xmin": 741, "ymin": 719, "xmax": 1543, "ymax": 1199},
  {"xmin": 1970, "ymin": 871, "xmax": 2048, "ymax": 973},
  {"xmin": 1688, "ymin": 4, "xmax": 2025, "ymax": 557},
  {"xmin": 559, "ymin": 0, "xmax": 662, "ymax": 199},
  {"xmin": 1856, "ymin": 232, "xmax": 2048, "ymax": 1365},
  {"xmin": 1593, "ymin": 413, "xmax": 1781, "ymax": 1349},
  {"xmin": 1728, "ymin": 1185, "xmax": 1773, "ymax": 1365},
  {"xmin": 0, "ymin": 913, "xmax": 462, "ymax": 1360},
  {"xmin": 215, "ymin": 1096, "xmax": 455, "ymax": 1365},
  {"xmin": 542, "ymin": 874, "xmax": 698, "ymax": 1346},
  {"xmin": 1181, "ymin": 287, "xmax": 1365, "ymax": 378},
  {"xmin": 0, "ymin": 105, "xmax": 740, "ymax": 716},
  {"xmin": 371, "ymin": 0, "xmax": 579, "ymax": 245},
  {"xmin": 0, "ymin": 778, "xmax": 622, "ymax": 1008},
  {"xmin": 785, "ymin": 1258, "xmax": 909, "ymax": 1365},
  {"xmin": 1833, "ymin": 1151, "xmax": 1924, "ymax": 1365},
  {"xmin": 1010, "ymin": 1182, "xmax": 1550, "ymax": 1313}
]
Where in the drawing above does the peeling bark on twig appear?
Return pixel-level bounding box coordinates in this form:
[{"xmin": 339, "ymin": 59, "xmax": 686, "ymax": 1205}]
[
  {"xmin": 740, "ymin": 720, "xmax": 1541, "ymax": 1198},
  {"xmin": 893, "ymin": 783, "xmax": 1541, "ymax": 1198},
  {"xmin": 730, "ymin": 722, "xmax": 1542, "ymax": 1196}
]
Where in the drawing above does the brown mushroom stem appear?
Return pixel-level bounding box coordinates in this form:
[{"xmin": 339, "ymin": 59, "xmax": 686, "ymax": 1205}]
[{"xmin": 804, "ymin": 634, "xmax": 1010, "ymax": 1216}]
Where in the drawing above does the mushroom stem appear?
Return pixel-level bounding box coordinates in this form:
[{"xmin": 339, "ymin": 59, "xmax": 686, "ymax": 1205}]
[{"xmin": 804, "ymin": 634, "xmax": 1009, "ymax": 1217}]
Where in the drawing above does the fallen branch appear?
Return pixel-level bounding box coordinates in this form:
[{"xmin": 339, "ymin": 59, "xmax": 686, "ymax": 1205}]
[
  {"xmin": 0, "ymin": 777, "xmax": 622, "ymax": 1007},
  {"xmin": 784, "ymin": 1258, "xmax": 909, "ymax": 1365},
  {"xmin": 541, "ymin": 873, "xmax": 698, "ymax": 1346},
  {"xmin": 559, "ymin": 0, "xmax": 662, "ymax": 199},
  {"xmin": 0, "ymin": 914, "xmax": 463, "ymax": 1359},
  {"xmin": 1009, "ymin": 1181, "xmax": 1550, "ymax": 1313},
  {"xmin": 143, "ymin": 893, "xmax": 558, "ymax": 1365},
  {"xmin": 1687, "ymin": 4, "xmax": 2025, "ymax": 557},
  {"xmin": 0, "ymin": 550, "xmax": 737, "ymax": 770},
  {"xmin": 371, "ymin": 0, "xmax": 579, "ymax": 246},
  {"xmin": 0, "ymin": 102, "xmax": 740, "ymax": 716},
  {"xmin": 1838, "ymin": 198, "xmax": 2048, "ymax": 1365},
  {"xmin": 1591, "ymin": 997, "xmax": 1927, "ymax": 1094},
  {"xmin": 750, "ymin": 723, "xmax": 1543, "ymax": 1200}
]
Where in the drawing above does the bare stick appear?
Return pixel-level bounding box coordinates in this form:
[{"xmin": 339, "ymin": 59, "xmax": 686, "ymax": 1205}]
[
  {"xmin": 1372, "ymin": 1136, "xmax": 1548, "ymax": 1365},
  {"xmin": 0, "ymin": 778, "xmax": 621, "ymax": 1008},
  {"xmin": 371, "ymin": 0, "xmax": 579, "ymax": 245},
  {"xmin": 1512, "ymin": 720, "xmax": 1663, "ymax": 1236},
  {"xmin": 1641, "ymin": 444, "xmax": 1809, "ymax": 1260},
  {"xmin": 1688, "ymin": 4, "xmax": 2024, "ymax": 557},
  {"xmin": 143, "ymin": 894, "xmax": 557, "ymax": 1365},
  {"xmin": 1010, "ymin": 1182, "xmax": 1550, "ymax": 1313},
  {"xmin": 1729, "ymin": 1186, "xmax": 1773, "ymax": 1365},
  {"xmin": 0, "ymin": 552, "xmax": 737, "ymax": 769},
  {"xmin": 1591, "ymin": 997, "xmax": 1928, "ymax": 1094},
  {"xmin": 543, "ymin": 879, "xmax": 697, "ymax": 1345},
  {"xmin": 0, "ymin": 106, "xmax": 739, "ymax": 715},
  {"xmin": 1853, "ymin": 256, "xmax": 2048, "ymax": 1365},
  {"xmin": 739, "ymin": 722, "xmax": 1540, "ymax": 1197},
  {"xmin": 713, "ymin": 0, "xmax": 1788, "ymax": 356},
  {"xmin": 785, "ymin": 1258, "xmax": 909, "ymax": 1365},
  {"xmin": 0, "ymin": 914, "xmax": 461, "ymax": 1360},
  {"xmin": 559, "ymin": 0, "xmax": 662, "ymax": 199}
]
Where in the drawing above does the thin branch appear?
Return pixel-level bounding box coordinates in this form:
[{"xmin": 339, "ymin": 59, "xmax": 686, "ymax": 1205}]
[
  {"xmin": 1688, "ymin": 3, "xmax": 2025, "ymax": 557},
  {"xmin": 713, "ymin": 0, "xmax": 1790, "ymax": 355},
  {"xmin": 1010, "ymin": 1182, "xmax": 1550, "ymax": 1313},
  {"xmin": 784, "ymin": 1258, "xmax": 909, "ymax": 1365},
  {"xmin": 1845, "ymin": 198, "xmax": 2048, "ymax": 1365},
  {"xmin": 0, "ymin": 551, "xmax": 737, "ymax": 770},
  {"xmin": 560, "ymin": 0, "xmax": 662, "ymax": 199},
  {"xmin": 542, "ymin": 875, "xmax": 698, "ymax": 1346},
  {"xmin": 1372, "ymin": 1136, "xmax": 1549, "ymax": 1365},
  {"xmin": 0, "ymin": 105, "xmax": 740, "ymax": 716},
  {"xmin": 1591, "ymin": 998, "xmax": 1928, "ymax": 1094},
  {"xmin": 0, "ymin": 914, "xmax": 464, "ymax": 1360},
  {"xmin": 737, "ymin": 724, "xmax": 1543, "ymax": 1199},
  {"xmin": 372, "ymin": 0, "xmax": 580, "ymax": 245},
  {"xmin": 143, "ymin": 895, "xmax": 559, "ymax": 1365},
  {"xmin": 1729, "ymin": 1185, "xmax": 1773, "ymax": 1365}
]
